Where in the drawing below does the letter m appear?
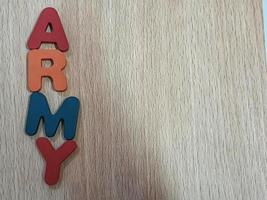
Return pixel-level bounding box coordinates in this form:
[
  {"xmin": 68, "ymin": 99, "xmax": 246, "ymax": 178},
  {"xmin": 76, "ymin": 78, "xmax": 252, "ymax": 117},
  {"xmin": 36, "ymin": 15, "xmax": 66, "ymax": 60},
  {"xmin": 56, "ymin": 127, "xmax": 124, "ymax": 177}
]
[{"xmin": 25, "ymin": 92, "xmax": 80, "ymax": 140}]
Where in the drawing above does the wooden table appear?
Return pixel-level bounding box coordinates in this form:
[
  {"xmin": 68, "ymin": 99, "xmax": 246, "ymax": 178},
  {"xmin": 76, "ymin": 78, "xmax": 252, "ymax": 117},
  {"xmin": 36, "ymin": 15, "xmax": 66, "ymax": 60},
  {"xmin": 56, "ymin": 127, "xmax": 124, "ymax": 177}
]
[{"xmin": 1, "ymin": 0, "xmax": 266, "ymax": 199}]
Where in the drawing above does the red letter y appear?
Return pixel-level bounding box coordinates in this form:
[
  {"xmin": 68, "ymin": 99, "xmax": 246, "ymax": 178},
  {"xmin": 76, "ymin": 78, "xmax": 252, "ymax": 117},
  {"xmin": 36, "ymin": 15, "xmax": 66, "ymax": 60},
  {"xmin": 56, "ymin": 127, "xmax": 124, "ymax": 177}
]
[{"xmin": 36, "ymin": 137, "xmax": 77, "ymax": 185}]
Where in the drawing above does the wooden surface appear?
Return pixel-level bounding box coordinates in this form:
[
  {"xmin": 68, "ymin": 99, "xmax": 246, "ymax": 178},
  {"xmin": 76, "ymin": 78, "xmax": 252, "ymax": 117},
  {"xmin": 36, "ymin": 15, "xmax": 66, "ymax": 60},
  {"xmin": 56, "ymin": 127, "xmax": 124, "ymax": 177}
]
[{"xmin": 1, "ymin": 0, "xmax": 267, "ymax": 199}]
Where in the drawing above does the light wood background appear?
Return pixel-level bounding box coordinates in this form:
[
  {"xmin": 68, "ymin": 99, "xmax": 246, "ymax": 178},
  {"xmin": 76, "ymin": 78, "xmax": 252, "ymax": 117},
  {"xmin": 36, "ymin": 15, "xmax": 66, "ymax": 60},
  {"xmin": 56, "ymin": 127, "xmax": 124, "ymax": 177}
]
[{"xmin": 1, "ymin": 0, "xmax": 267, "ymax": 199}]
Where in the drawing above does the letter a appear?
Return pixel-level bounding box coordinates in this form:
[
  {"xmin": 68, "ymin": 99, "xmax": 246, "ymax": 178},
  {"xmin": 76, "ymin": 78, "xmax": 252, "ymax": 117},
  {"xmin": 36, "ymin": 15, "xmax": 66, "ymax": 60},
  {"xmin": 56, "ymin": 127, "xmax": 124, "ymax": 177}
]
[{"xmin": 27, "ymin": 7, "xmax": 69, "ymax": 52}]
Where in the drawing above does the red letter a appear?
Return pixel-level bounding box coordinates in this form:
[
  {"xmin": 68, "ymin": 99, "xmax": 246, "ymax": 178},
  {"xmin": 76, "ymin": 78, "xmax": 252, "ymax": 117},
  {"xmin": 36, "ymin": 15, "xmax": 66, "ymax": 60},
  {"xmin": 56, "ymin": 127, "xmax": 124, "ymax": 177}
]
[{"xmin": 27, "ymin": 7, "xmax": 69, "ymax": 52}]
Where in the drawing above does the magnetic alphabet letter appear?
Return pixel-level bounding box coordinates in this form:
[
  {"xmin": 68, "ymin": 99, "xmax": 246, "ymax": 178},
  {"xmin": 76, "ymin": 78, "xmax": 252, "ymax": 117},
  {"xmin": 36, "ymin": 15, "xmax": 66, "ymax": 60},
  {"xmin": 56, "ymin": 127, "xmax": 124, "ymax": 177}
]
[
  {"xmin": 25, "ymin": 92, "xmax": 80, "ymax": 140},
  {"xmin": 27, "ymin": 49, "xmax": 67, "ymax": 92},
  {"xmin": 27, "ymin": 7, "xmax": 69, "ymax": 51},
  {"xmin": 36, "ymin": 137, "xmax": 77, "ymax": 185}
]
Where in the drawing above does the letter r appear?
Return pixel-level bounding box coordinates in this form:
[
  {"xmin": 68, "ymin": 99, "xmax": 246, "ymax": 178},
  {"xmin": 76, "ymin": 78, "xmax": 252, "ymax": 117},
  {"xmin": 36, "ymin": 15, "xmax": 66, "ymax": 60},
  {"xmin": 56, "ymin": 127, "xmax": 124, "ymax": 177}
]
[
  {"xmin": 25, "ymin": 92, "xmax": 80, "ymax": 140},
  {"xmin": 27, "ymin": 49, "xmax": 67, "ymax": 92}
]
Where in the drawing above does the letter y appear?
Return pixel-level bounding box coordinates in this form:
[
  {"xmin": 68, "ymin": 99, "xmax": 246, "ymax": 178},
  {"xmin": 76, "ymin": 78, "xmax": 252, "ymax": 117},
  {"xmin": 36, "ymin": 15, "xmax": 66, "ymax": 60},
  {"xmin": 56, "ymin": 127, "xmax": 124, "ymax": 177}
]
[{"xmin": 36, "ymin": 137, "xmax": 77, "ymax": 185}]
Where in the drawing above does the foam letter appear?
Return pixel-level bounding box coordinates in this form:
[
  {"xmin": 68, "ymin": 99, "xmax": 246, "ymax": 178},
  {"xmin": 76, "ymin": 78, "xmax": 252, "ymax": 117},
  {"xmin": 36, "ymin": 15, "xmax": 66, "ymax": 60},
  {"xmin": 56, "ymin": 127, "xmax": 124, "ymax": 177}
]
[
  {"xmin": 28, "ymin": 49, "xmax": 67, "ymax": 92},
  {"xmin": 27, "ymin": 7, "xmax": 69, "ymax": 51},
  {"xmin": 25, "ymin": 92, "xmax": 80, "ymax": 140},
  {"xmin": 36, "ymin": 137, "xmax": 77, "ymax": 185}
]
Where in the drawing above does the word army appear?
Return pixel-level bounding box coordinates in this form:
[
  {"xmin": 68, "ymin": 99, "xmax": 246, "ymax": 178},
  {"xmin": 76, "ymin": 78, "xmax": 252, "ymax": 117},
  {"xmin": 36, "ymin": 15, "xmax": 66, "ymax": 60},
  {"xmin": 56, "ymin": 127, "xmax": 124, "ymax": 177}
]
[{"xmin": 25, "ymin": 7, "xmax": 80, "ymax": 186}]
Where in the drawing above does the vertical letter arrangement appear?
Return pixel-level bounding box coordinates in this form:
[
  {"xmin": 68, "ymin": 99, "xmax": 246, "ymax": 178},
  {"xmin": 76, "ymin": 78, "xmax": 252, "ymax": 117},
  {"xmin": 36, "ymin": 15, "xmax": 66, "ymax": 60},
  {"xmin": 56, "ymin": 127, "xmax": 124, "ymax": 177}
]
[{"xmin": 25, "ymin": 7, "xmax": 80, "ymax": 186}]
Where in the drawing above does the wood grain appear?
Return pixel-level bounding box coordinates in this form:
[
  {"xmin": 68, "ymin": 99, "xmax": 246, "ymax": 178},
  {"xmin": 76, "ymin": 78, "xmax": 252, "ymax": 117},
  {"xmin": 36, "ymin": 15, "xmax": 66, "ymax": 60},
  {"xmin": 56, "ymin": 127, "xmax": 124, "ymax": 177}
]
[{"xmin": 1, "ymin": 0, "xmax": 267, "ymax": 199}]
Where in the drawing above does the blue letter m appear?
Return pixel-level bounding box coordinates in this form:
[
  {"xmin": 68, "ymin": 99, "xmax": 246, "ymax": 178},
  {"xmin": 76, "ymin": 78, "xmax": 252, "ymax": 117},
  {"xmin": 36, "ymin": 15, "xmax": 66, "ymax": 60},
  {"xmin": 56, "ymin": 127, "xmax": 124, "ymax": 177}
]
[{"xmin": 25, "ymin": 92, "xmax": 80, "ymax": 140}]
